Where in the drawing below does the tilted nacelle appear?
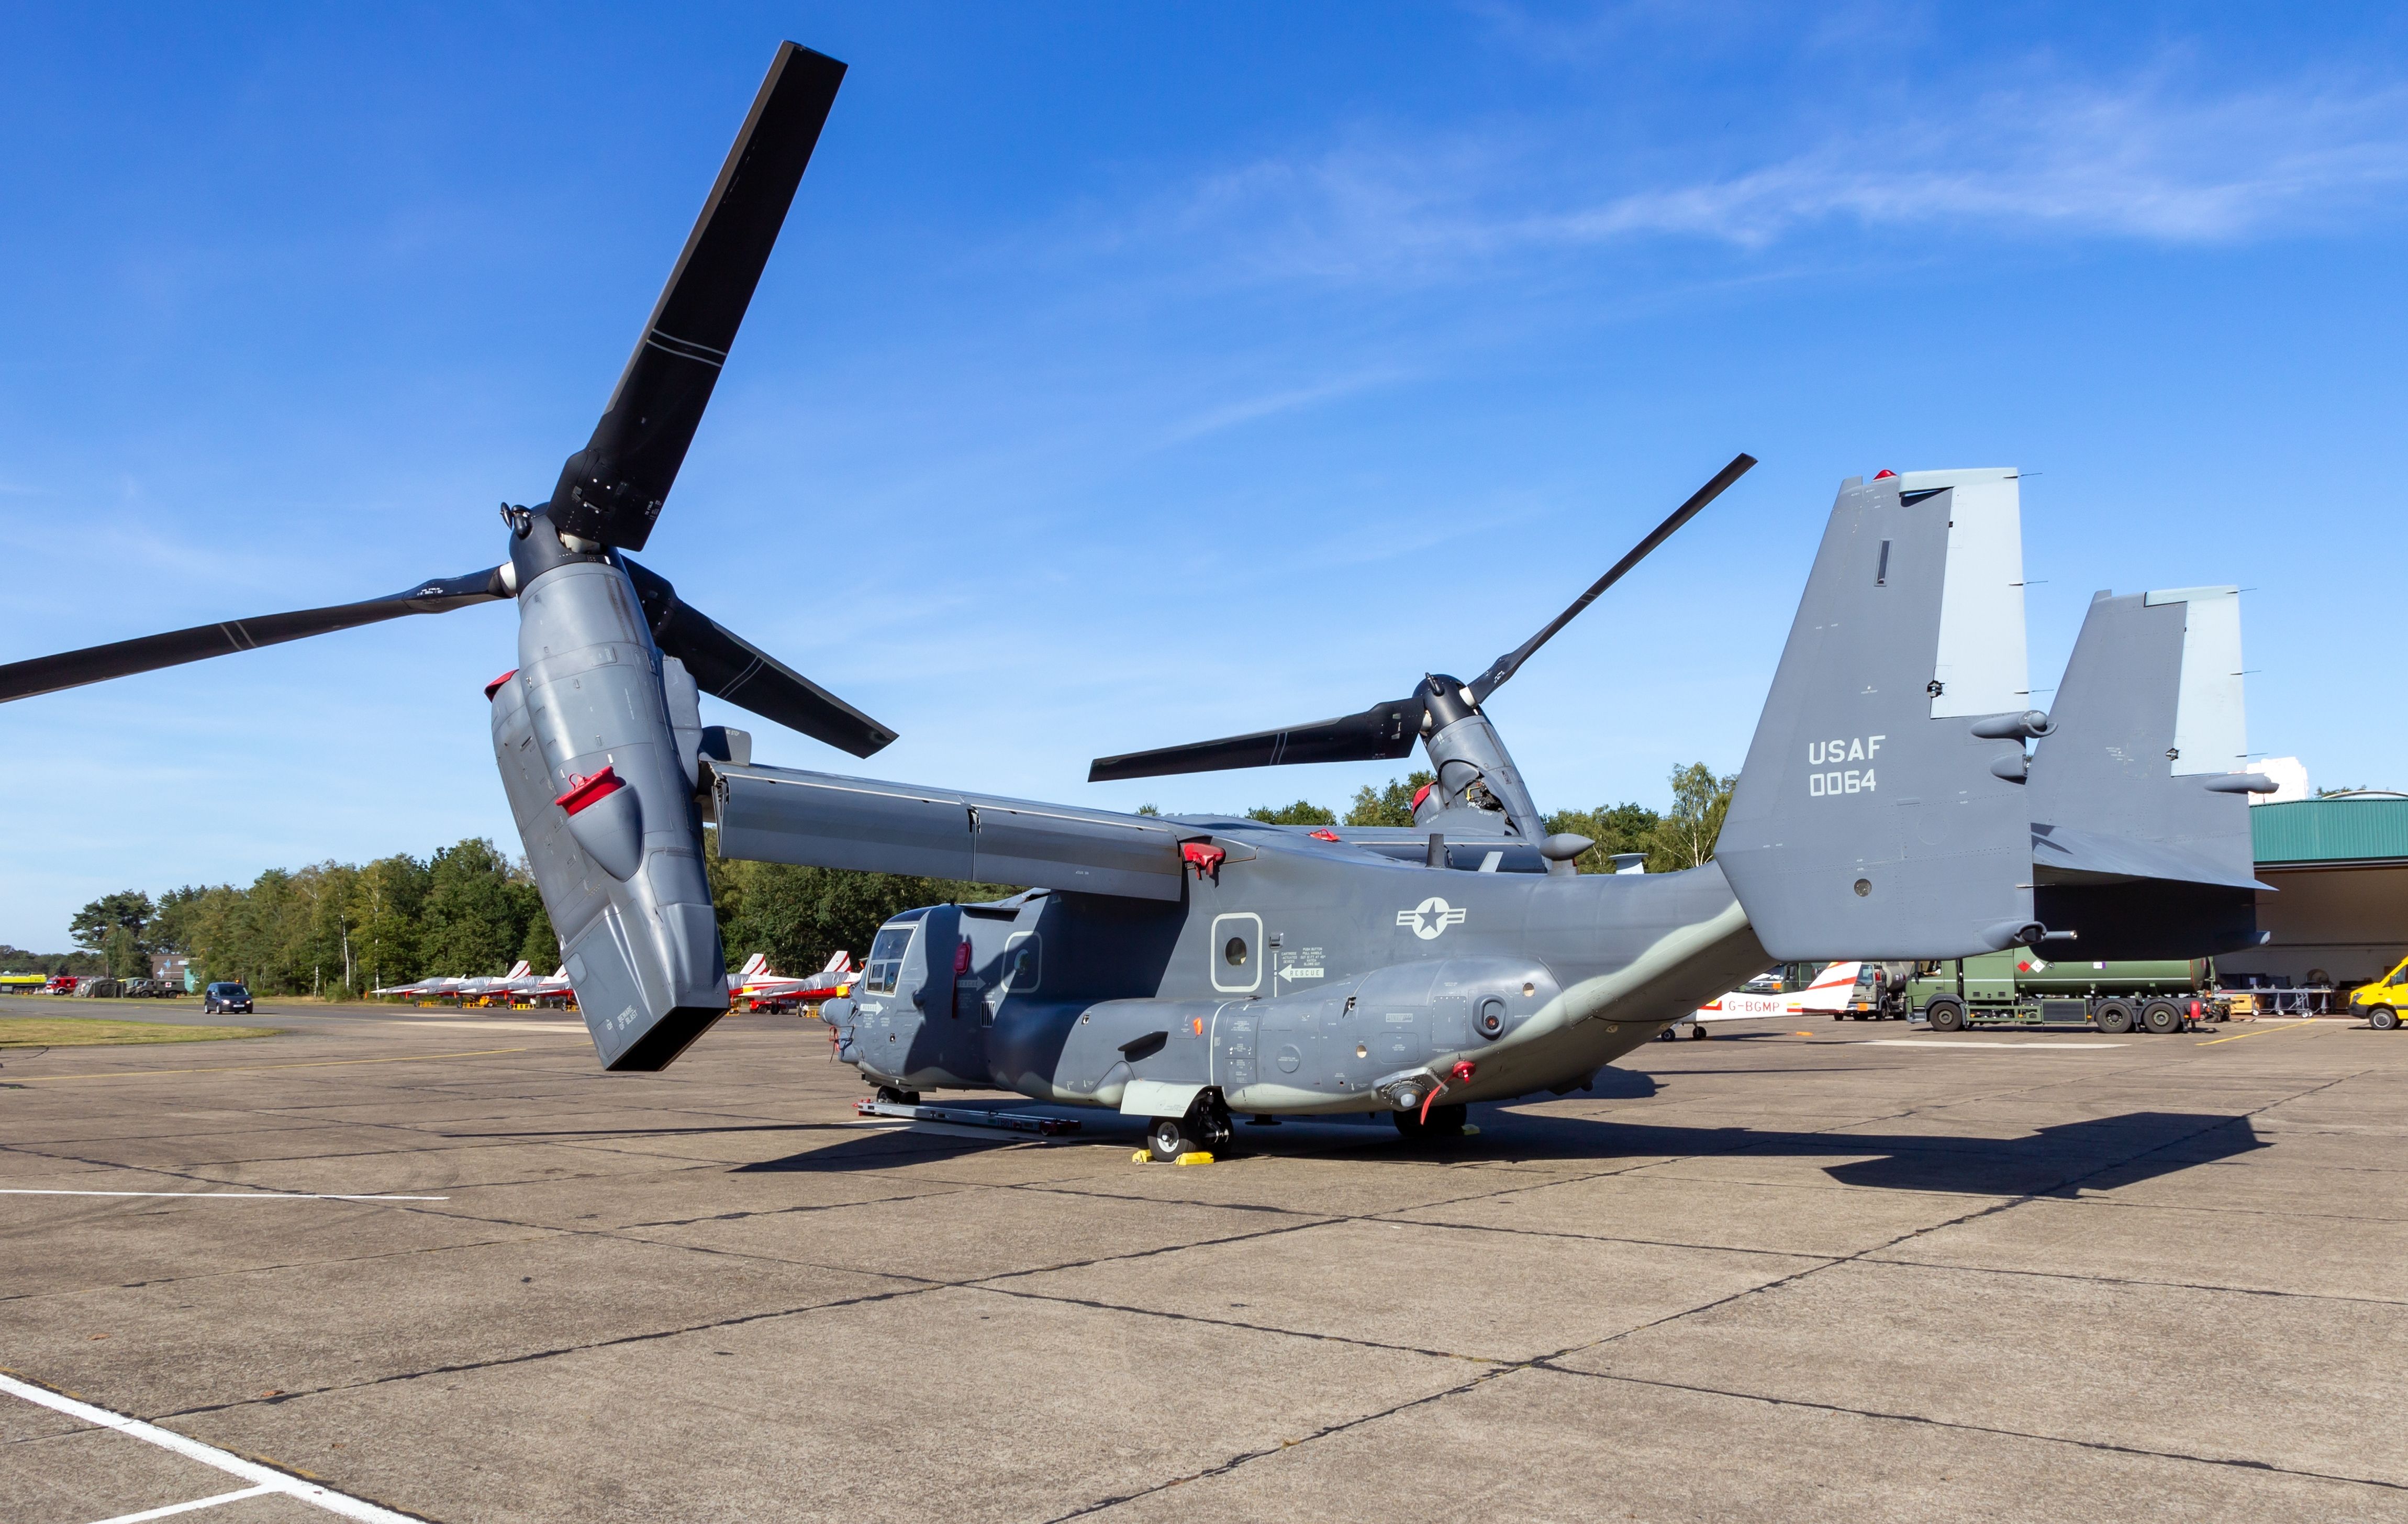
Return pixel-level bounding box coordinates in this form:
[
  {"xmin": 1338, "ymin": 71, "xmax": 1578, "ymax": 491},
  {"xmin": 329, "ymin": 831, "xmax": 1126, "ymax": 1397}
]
[{"xmin": 490, "ymin": 537, "xmax": 726, "ymax": 1070}]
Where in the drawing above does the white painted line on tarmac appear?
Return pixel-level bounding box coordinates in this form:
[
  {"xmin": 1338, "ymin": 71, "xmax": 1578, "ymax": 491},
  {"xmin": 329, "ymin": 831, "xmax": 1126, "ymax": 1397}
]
[
  {"xmin": 87, "ymin": 1483, "xmax": 275, "ymax": 1522},
  {"xmin": 1862, "ymin": 1039, "xmax": 2123, "ymax": 1050},
  {"xmin": 0, "ymin": 1371, "xmax": 416, "ymax": 1522},
  {"xmin": 0, "ymin": 1189, "xmax": 447, "ymax": 1201}
]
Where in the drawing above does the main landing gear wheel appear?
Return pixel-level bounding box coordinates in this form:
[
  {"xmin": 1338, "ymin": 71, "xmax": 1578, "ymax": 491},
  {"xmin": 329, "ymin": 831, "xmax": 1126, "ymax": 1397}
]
[
  {"xmin": 2094, "ymin": 1000, "xmax": 2135, "ymax": 1036},
  {"xmin": 2370, "ymin": 1006, "xmax": 2400, "ymax": 1031},
  {"xmin": 2141, "ymin": 998, "xmax": 2184, "ymax": 1035},
  {"xmin": 1393, "ymin": 1104, "xmax": 1467, "ymax": 1140},
  {"xmin": 875, "ymin": 1085, "xmax": 921, "ymax": 1105},
  {"xmin": 1146, "ymin": 1115, "xmax": 1199, "ymax": 1162},
  {"xmin": 1925, "ymin": 998, "xmax": 1965, "ymax": 1032}
]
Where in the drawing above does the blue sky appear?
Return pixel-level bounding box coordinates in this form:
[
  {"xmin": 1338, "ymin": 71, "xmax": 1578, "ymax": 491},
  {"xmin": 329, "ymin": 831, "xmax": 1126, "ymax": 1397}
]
[{"xmin": 2, "ymin": 3, "xmax": 2403, "ymax": 949}]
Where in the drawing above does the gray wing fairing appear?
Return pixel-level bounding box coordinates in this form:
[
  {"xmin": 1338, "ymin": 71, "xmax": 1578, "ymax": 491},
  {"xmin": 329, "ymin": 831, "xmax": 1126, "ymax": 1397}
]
[{"xmin": 711, "ymin": 762, "xmax": 1191, "ymax": 902}]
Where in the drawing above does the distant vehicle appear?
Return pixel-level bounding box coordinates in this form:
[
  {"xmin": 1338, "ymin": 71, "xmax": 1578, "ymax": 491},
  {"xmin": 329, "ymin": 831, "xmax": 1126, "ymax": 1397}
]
[
  {"xmin": 1909, "ymin": 953, "xmax": 2223, "ymax": 1034},
  {"xmin": 0, "ymin": 973, "xmax": 45, "ymax": 994},
  {"xmin": 2350, "ymin": 954, "xmax": 2408, "ymax": 1031},
  {"xmin": 42, "ymin": 975, "xmax": 78, "ymax": 995},
  {"xmin": 203, "ymin": 981, "xmax": 253, "ymax": 1015}
]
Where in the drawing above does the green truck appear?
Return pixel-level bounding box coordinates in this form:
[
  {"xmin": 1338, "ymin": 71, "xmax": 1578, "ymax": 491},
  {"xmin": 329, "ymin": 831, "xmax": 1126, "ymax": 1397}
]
[{"xmin": 1903, "ymin": 952, "xmax": 2224, "ymax": 1035}]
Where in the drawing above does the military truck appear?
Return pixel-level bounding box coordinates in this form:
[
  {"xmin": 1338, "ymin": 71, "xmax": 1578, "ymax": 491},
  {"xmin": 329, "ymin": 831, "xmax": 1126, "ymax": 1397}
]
[{"xmin": 1907, "ymin": 952, "xmax": 2223, "ymax": 1035}]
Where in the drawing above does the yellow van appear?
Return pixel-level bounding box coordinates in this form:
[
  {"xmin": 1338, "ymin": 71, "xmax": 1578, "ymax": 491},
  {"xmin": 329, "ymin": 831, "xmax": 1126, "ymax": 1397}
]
[{"xmin": 2353, "ymin": 956, "xmax": 2408, "ymax": 1030}]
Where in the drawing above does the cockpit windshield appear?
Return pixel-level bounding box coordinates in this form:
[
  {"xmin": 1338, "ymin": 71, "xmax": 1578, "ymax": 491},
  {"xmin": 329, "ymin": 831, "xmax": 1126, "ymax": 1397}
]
[{"xmin": 863, "ymin": 925, "xmax": 915, "ymax": 996}]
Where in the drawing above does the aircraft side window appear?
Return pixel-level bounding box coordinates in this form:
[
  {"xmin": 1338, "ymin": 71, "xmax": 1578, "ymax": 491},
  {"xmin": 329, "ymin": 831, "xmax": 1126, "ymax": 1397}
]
[
  {"xmin": 1003, "ymin": 933, "xmax": 1040, "ymax": 992},
  {"xmin": 1224, "ymin": 936, "xmax": 1249, "ymax": 966},
  {"xmin": 863, "ymin": 924, "xmax": 915, "ymax": 997}
]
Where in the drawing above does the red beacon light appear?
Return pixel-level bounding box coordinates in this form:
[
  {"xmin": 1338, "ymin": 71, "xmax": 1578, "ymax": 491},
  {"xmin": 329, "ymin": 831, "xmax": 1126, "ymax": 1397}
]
[{"xmin": 1872, "ymin": 469, "xmax": 1897, "ymax": 480}]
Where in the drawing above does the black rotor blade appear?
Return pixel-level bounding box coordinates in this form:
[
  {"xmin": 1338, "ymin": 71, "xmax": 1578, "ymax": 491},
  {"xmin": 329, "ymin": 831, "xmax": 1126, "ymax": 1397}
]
[
  {"xmin": 550, "ymin": 43, "xmax": 847, "ymax": 551},
  {"xmin": 619, "ymin": 557, "xmax": 894, "ymax": 758},
  {"xmin": 1466, "ymin": 452, "xmax": 1756, "ymax": 705},
  {"xmin": 0, "ymin": 568, "xmax": 508, "ymax": 706},
  {"xmin": 1087, "ymin": 697, "xmax": 1425, "ymax": 784}
]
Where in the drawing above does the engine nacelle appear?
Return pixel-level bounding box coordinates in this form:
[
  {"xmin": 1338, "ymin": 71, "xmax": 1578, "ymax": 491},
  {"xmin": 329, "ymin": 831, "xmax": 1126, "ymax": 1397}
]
[{"xmin": 490, "ymin": 540, "xmax": 725, "ymax": 1070}]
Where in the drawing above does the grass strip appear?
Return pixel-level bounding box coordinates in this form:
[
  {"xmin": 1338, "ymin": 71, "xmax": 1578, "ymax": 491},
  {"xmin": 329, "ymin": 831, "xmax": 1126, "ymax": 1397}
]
[{"xmin": 0, "ymin": 1017, "xmax": 277, "ymax": 1048}]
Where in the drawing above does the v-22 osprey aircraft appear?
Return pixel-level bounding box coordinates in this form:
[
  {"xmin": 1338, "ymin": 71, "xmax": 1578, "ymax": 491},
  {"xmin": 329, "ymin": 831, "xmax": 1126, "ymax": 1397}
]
[{"xmin": 0, "ymin": 42, "xmax": 2278, "ymax": 1162}]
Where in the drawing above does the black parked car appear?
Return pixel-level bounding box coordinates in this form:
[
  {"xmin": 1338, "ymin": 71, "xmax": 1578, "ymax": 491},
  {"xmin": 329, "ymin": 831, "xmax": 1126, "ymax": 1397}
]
[{"xmin": 203, "ymin": 981, "xmax": 253, "ymax": 1015}]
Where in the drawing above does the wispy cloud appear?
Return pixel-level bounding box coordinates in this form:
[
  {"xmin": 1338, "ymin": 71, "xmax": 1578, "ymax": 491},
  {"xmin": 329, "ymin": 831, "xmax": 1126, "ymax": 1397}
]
[
  {"xmin": 1113, "ymin": 66, "xmax": 2408, "ymax": 286},
  {"xmin": 1154, "ymin": 365, "xmax": 1415, "ymax": 444}
]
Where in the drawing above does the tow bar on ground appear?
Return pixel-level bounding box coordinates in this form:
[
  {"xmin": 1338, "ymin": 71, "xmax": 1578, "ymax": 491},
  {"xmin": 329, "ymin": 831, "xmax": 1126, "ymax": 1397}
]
[{"xmin": 854, "ymin": 1098, "xmax": 1084, "ymax": 1136}]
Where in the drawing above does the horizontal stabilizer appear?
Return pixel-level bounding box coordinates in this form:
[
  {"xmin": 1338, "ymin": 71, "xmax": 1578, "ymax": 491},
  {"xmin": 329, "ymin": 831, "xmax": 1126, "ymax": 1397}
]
[
  {"xmin": 1719, "ymin": 471, "xmax": 2037, "ymax": 959},
  {"xmin": 2025, "ymin": 587, "xmax": 2265, "ymax": 956},
  {"xmin": 712, "ymin": 762, "xmax": 1188, "ymax": 900}
]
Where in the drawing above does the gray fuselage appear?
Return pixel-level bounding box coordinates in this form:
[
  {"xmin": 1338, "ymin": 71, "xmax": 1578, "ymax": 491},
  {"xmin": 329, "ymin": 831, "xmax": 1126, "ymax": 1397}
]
[{"xmin": 827, "ymin": 819, "xmax": 1767, "ymax": 1116}]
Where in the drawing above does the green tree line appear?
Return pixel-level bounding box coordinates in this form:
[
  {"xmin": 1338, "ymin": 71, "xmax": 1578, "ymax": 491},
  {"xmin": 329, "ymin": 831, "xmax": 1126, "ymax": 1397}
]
[
  {"xmin": 40, "ymin": 840, "xmax": 560, "ymax": 996},
  {"xmin": 35, "ymin": 835, "xmax": 1023, "ymax": 999}
]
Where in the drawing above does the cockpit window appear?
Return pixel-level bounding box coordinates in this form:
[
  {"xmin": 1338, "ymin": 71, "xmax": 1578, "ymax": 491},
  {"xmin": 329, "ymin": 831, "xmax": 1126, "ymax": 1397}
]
[{"xmin": 863, "ymin": 925, "xmax": 915, "ymax": 997}]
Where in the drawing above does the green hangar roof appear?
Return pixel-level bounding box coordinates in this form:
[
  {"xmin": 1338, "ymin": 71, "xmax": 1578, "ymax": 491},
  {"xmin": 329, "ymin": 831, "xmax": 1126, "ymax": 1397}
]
[{"xmin": 2251, "ymin": 795, "xmax": 2408, "ymax": 866}]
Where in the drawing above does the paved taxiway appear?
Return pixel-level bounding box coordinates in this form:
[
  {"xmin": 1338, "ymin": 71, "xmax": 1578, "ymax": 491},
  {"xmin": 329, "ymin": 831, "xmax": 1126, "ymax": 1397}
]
[{"xmin": 2, "ymin": 996, "xmax": 2402, "ymax": 1522}]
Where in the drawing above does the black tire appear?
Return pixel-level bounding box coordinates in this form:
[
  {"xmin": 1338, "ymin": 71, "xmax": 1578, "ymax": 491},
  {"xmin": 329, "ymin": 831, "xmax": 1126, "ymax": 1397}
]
[
  {"xmin": 875, "ymin": 1085, "xmax": 921, "ymax": 1106},
  {"xmin": 1147, "ymin": 1115, "xmax": 1197, "ymax": 1162},
  {"xmin": 1925, "ymin": 998, "xmax": 1965, "ymax": 1032},
  {"xmin": 2094, "ymin": 1000, "xmax": 2135, "ymax": 1035},
  {"xmin": 1687, "ymin": 1022, "xmax": 1708, "ymax": 1040},
  {"xmin": 2141, "ymin": 998, "xmax": 2184, "ymax": 1035},
  {"xmin": 2371, "ymin": 1006, "xmax": 2400, "ymax": 1032}
]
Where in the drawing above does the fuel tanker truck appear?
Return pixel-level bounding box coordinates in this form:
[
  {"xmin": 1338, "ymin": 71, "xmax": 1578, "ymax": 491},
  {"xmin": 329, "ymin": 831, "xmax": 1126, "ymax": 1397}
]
[{"xmin": 1899, "ymin": 952, "xmax": 2226, "ymax": 1036}]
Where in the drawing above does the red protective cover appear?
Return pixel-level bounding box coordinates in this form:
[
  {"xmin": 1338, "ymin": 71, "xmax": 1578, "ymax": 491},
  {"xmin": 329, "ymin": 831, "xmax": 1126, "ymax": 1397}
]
[{"xmin": 555, "ymin": 766, "xmax": 627, "ymax": 816}]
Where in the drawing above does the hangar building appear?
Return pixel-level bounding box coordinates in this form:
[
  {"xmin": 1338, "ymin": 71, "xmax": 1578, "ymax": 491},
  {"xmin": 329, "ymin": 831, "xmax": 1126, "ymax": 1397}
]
[{"xmin": 2222, "ymin": 793, "xmax": 2408, "ymax": 989}]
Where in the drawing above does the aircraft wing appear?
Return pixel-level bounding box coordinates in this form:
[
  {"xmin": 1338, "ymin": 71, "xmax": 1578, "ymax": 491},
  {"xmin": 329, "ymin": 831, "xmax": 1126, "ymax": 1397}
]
[{"xmin": 709, "ymin": 762, "xmax": 1188, "ymax": 901}]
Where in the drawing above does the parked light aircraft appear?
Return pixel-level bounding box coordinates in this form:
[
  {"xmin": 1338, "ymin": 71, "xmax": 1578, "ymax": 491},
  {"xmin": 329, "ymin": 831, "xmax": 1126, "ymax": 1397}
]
[
  {"xmin": 734, "ymin": 951, "xmax": 854, "ymax": 1011},
  {"xmin": 0, "ymin": 42, "xmax": 2278, "ymax": 1163},
  {"xmin": 1660, "ymin": 961, "xmax": 1896, "ymax": 1039}
]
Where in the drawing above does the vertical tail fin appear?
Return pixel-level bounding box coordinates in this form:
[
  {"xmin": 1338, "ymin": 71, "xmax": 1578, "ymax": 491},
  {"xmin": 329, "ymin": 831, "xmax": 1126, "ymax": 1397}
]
[
  {"xmin": 2025, "ymin": 586, "xmax": 2268, "ymax": 955},
  {"xmin": 822, "ymin": 950, "xmax": 849, "ymax": 974},
  {"xmin": 738, "ymin": 951, "xmax": 770, "ymax": 980},
  {"xmin": 1719, "ymin": 470, "xmax": 2039, "ymax": 959},
  {"xmin": 506, "ymin": 960, "xmax": 531, "ymax": 980}
]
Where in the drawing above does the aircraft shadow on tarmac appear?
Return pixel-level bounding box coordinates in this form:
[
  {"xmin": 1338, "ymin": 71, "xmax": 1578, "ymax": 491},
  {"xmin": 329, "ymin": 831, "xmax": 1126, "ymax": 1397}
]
[{"xmin": 733, "ymin": 1091, "xmax": 2262, "ymax": 1198}]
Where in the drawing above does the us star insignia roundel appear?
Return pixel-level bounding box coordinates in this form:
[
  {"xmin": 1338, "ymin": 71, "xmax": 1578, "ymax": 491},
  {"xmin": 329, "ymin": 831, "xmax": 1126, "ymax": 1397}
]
[{"xmin": 1398, "ymin": 897, "xmax": 1468, "ymax": 940}]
